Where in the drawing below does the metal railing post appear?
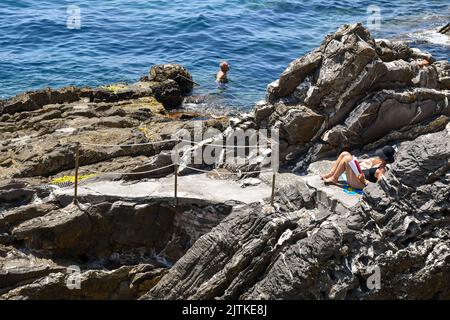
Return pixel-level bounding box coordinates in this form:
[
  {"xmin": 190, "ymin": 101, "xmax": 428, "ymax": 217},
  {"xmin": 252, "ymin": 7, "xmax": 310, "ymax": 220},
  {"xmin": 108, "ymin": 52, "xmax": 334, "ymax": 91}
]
[
  {"xmin": 174, "ymin": 163, "xmax": 178, "ymax": 207},
  {"xmin": 174, "ymin": 138, "xmax": 180, "ymax": 207},
  {"xmin": 73, "ymin": 142, "xmax": 80, "ymax": 205},
  {"xmin": 270, "ymin": 171, "xmax": 276, "ymax": 206}
]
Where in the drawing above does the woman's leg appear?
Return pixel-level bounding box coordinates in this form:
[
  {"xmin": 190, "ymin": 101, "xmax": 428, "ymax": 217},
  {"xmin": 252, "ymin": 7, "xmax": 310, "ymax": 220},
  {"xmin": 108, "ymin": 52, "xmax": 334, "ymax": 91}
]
[
  {"xmin": 321, "ymin": 151, "xmax": 351, "ymax": 179},
  {"xmin": 345, "ymin": 165, "xmax": 366, "ymax": 189},
  {"xmin": 323, "ymin": 154, "xmax": 352, "ymax": 184}
]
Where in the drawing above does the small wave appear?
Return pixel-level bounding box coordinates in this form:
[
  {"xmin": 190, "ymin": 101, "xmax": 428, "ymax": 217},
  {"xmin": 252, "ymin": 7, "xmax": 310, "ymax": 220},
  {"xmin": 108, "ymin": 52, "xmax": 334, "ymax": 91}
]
[{"xmin": 406, "ymin": 29, "xmax": 449, "ymax": 46}]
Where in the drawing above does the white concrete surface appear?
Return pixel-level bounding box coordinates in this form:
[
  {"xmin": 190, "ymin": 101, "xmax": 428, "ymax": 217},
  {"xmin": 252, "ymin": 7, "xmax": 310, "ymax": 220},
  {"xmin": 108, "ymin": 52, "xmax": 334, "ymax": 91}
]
[{"xmin": 54, "ymin": 173, "xmax": 272, "ymax": 204}]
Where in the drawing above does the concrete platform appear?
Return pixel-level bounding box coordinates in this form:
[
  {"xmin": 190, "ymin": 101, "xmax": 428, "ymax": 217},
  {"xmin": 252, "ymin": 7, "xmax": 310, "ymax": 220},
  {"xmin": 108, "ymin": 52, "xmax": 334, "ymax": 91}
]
[{"xmin": 54, "ymin": 173, "xmax": 272, "ymax": 205}]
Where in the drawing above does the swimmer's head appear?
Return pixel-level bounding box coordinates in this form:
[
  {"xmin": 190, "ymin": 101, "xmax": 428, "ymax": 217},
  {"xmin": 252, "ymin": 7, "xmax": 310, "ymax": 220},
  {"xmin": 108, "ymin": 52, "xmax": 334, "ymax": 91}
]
[{"xmin": 220, "ymin": 61, "xmax": 229, "ymax": 72}]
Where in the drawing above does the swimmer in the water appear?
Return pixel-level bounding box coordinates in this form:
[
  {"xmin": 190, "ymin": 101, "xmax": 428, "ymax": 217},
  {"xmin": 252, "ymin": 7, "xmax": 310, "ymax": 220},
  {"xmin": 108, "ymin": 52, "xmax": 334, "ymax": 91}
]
[{"xmin": 216, "ymin": 61, "xmax": 229, "ymax": 83}]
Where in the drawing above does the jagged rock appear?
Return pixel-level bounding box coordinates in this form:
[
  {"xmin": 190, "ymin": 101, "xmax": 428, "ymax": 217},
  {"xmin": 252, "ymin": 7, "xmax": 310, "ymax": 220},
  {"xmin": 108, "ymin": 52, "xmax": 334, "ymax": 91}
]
[
  {"xmin": 142, "ymin": 202, "xmax": 305, "ymax": 299},
  {"xmin": 254, "ymin": 102, "xmax": 274, "ymax": 126},
  {"xmin": 388, "ymin": 128, "xmax": 450, "ymax": 187},
  {"xmin": 89, "ymin": 83, "xmax": 155, "ymax": 103},
  {"xmin": 0, "ymin": 203, "xmax": 58, "ymax": 233},
  {"xmin": 12, "ymin": 204, "xmax": 93, "ymax": 257},
  {"xmin": 130, "ymin": 265, "xmax": 168, "ymax": 296},
  {"xmin": 267, "ymin": 48, "xmax": 322, "ymax": 103},
  {"xmin": 256, "ymin": 23, "xmax": 450, "ymax": 169},
  {"xmin": 0, "ymin": 87, "xmax": 81, "ymax": 116},
  {"xmin": 177, "ymin": 126, "xmax": 229, "ymax": 175},
  {"xmin": 438, "ymin": 23, "xmax": 450, "ymax": 35},
  {"xmin": 1, "ymin": 263, "xmax": 167, "ymax": 300},
  {"xmin": 95, "ymin": 116, "xmax": 139, "ymax": 129},
  {"xmin": 434, "ymin": 60, "xmax": 450, "ymax": 90},
  {"xmin": 1, "ymin": 190, "xmax": 231, "ymax": 299},
  {"xmin": 0, "ymin": 181, "xmax": 36, "ymax": 207},
  {"xmin": 149, "ymin": 64, "xmax": 194, "ymax": 95},
  {"xmin": 363, "ymin": 115, "xmax": 449, "ymax": 150},
  {"xmin": 321, "ymin": 88, "xmax": 450, "ymax": 149},
  {"xmin": 0, "ymin": 245, "xmax": 65, "ymax": 292},
  {"xmin": 144, "ymin": 125, "xmax": 450, "ymax": 300},
  {"xmin": 0, "ymin": 181, "xmax": 51, "ymax": 214},
  {"xmin": 1, "ymin": 23, "xmax": 449, "ymax": 301},
  {"xmin": 153, "ymin": 79, "xmax": 183, "ymax": 109},
  {"xmin": 279, "ymin": 106, "xmax": 324, "ymax": 144},
  {"xmin": 2, "ymin": 128, "xmax": 157, "ymax": 179},
  {"xmin": 0, "ymin": 98, "xmax": 224, "ymax": 180},
  {"xmin": 304, "ymin": 26, "xmax": 378, "ymax": 111},
  {"xmin": 11, "ymin": 199, "xmax": 231, "ymax": 262},
  {"xmin": 123, "ymin": 151, "xmax": 174, "ymax": 180},
  {"xmin": 375, "ymin": 39, "xmax": 413, "ymax": 62}
]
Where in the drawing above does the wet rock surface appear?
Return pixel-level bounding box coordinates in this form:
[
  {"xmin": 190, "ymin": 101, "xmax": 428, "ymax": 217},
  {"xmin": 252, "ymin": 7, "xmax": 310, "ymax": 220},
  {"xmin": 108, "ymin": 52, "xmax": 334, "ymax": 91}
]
[{"xmin": 438, "ymin": 23, "xmax": 450, "ymax": 35}]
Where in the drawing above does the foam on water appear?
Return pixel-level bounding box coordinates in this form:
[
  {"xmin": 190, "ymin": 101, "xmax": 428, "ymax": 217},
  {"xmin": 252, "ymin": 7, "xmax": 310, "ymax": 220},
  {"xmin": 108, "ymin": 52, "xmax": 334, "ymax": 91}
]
[{"xmin": 412, "ymin": 30, "xmax": 450, "ymax": 46}]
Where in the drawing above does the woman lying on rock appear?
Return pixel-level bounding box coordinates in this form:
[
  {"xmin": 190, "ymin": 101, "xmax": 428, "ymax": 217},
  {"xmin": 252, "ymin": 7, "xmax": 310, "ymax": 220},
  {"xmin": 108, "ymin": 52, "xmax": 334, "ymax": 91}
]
[{"xmin": 321, "ymin": 146, "xmax": 396, "ymax": 189}]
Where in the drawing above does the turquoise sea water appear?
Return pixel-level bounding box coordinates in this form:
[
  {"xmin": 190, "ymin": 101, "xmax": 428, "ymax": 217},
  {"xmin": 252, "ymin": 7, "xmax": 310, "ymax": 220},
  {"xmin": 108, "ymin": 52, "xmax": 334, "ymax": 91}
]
[{"xmin": 0, "ymin": 0, "xmax": 448, "ymax": 108}]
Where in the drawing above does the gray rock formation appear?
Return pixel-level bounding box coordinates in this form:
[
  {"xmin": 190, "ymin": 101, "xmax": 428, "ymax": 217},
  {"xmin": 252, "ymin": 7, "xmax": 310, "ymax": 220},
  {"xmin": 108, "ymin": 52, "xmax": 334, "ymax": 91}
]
[
  {"xmin": 0, "ymin": 191, "xmax": 233, "ymax": 299},
  {"xmin": 1, "ymin": 23, "xmax": 449, "ymax": 300},
  {"xmin": 438, "ymin": 23, "xmax": 450, "ymax": 35},
  {"xmin": 139, "ymin": 24, "xmax": 450, "ymax": 300},
  {"xmin": 148, "ymin": 63, "xmax": 194, "ymax": 95},
  {"xmin": 256, "ymin": 23, "xmax": 450, "ymax": 171},
  {"xmin": 1, "ymin": 244, "xmax": 167, "ymax": 299},
  {"xmin": 144, "ymin": 124, "xmax": 450, "ymax": 300},
  {"xmin": 0, "ymin": 63, "xmax": 233, "ymax": 299},
  {"xmin": 0, "ymin": 85, "xmax": 227, "ymax": 180}
]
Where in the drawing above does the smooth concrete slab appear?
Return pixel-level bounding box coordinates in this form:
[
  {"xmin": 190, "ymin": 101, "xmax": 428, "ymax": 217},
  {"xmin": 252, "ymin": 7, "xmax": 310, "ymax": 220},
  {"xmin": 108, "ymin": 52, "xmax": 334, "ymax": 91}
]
[{"xmin": 54, "ymin": 173, "xmax": 272, "ymax": 204}]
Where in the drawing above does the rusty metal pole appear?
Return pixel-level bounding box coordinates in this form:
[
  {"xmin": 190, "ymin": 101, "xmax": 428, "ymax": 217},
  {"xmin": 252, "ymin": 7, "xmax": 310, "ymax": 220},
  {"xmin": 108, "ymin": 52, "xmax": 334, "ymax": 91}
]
[
  {"xmin": 73, "ymin": 142, "xmax": 80, "ymax": 205},
  {"xmin": 270, "ymin": 171, "xmax": 276, "ymax": 206},
  {"xmin": 174, "ymin": 163, "xmax": 178, "ymax": 207},
  {"xmin": 174, "ymin": 138, "xmax": 180, "ymax": 207}
]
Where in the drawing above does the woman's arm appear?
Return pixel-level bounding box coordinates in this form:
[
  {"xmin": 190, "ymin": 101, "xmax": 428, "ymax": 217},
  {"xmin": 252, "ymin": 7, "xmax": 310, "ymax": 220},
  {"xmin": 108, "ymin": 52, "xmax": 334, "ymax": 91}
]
[
  {"xmin": 375, "ymin": 167, "xmax": 386, "ymax": 181},
  {"xmin": 359, "ymin": 159, "xmax": 371, "ymax": 169},
  {"xmin": 357, "ymin": 173, "xmax": 367, "ymax": 185}
]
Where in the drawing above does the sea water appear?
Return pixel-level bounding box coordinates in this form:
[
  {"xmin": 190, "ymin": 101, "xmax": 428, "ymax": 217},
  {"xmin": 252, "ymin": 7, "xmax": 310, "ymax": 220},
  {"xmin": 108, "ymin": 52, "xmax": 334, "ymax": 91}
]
[{"xmin": 0, "ymin": 0, "xmax": 448, "ymax": 108}]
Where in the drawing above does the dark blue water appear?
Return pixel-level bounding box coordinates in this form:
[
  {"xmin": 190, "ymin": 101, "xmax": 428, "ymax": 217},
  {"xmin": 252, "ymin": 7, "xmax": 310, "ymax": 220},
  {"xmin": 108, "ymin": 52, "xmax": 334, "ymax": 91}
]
[{"xmin": 0, "ymin": 0, "xmax": 448, "ymax": 108}]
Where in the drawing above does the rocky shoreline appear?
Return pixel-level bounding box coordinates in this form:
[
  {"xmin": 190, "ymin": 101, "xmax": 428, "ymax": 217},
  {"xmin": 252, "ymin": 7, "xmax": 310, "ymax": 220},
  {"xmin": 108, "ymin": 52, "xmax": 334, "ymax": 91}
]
[{"xmin": 1, "ymin": 23, "xmax": 449, "ymax": 300}]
